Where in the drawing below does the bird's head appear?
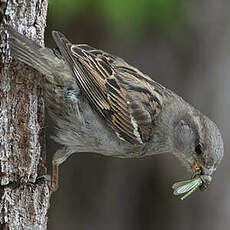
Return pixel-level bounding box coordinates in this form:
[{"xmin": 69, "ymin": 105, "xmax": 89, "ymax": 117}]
[{"xmin": 172, "ymin": 109, "xmax": 224, "ymax": 188}]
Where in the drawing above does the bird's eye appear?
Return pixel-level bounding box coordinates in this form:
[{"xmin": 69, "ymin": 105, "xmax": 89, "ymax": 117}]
[{"xmin": 195, "ymin": 144, "xmax": 203, "ymax": 155}]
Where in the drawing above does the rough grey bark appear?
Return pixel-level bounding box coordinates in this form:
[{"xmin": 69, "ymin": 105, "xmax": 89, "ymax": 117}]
[{"xmin": 0, "ymin": 1, "xmax": 49, "ymax": 229}]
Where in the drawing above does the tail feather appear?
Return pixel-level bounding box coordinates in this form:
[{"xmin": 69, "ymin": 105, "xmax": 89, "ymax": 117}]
[{"xmin": 6, "ymin": 25, "xmax": 53, "ymax": 75}]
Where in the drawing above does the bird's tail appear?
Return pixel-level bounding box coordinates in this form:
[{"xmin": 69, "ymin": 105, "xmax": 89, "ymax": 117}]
[{"xmin": 6, "ymin": 25, "xmax": 54, "ymax": 75}]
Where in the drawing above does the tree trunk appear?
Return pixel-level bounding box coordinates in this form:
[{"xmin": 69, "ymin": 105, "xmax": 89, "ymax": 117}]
[{"xmin": 0, "ymin": 1, "xmax": 49, "ymax": 229}]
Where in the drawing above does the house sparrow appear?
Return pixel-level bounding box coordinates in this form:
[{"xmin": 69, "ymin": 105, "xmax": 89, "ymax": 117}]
[{"xmin": 6, "ymin": 25, "xmax": 224, "ymax": 198}]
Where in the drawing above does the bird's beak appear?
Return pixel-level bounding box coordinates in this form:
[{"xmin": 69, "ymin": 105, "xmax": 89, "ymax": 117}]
[
  {"xmin": 191, "ymin": 159, "xmax": 202, "ymax": 175},
  {"xmin": 191, "ymin": 158, "xmax": 213, "ymax": 190},
  {"xmin": 191, "ymin": 158, "xmax": 215, "ymax": 176}
]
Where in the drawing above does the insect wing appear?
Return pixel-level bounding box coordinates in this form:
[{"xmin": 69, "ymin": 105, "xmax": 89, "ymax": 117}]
[
  {"xmin": 172, "ymin": 179, "xmax": 195, "ymax": 190},
  {"xmin": 173, "ymin": 178, "xmax": 202, "ymax": 195}
]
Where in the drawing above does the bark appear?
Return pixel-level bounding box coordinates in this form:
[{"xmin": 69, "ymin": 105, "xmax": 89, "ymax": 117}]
[{"xmin": 0, "ymin": 0, "xmax": 49, "ymax": 229}]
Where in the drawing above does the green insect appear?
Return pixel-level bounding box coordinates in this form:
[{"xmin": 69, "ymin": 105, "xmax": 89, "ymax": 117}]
[{"xmin": 172, "ymin": 174, "xmax": 212, "ymax": 200}]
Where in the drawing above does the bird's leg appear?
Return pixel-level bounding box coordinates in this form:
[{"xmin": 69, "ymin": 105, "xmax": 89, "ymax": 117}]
[
  {"xmin": 51, "ymin": 161, "xmax": 59, "ymax": 192},
  {"xmin": 50, "ymin": 147, "xmax": 74, "ymax": 193}
]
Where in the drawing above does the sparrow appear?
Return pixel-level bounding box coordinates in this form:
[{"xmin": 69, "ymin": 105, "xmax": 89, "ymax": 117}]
[{"xmin": 6, "ymin": 25, "xmax": 224, "ymax": 197}]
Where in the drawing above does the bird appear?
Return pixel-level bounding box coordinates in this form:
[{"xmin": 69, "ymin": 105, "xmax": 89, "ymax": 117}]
[{"xmin": 6, "ymin": 25, "xmax": 224, "ymax": 196}]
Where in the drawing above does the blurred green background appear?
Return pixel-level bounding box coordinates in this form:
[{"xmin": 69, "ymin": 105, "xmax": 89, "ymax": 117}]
[{"xmin": 46, "ymin": 1, "xmax": 230, "ymax": 229}]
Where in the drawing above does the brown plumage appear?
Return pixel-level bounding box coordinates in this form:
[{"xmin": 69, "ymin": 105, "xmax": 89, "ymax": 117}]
[{"xmin": 52, "ymin": 31, "xmax": 163, "ymax": 144}]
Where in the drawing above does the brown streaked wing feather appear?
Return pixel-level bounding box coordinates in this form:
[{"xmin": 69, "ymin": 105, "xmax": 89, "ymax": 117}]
[
  {"xmin": 71, "ymin": 44, "xmax": 163, "ymax": 144},
  {"xmin": 81, "ymin": 44, "xmax": 164, "ymax": 142},
  {"xmin": 115, "ymin": 70, "xmax": 162, "ymax": 143},
  {"xmin": 53, "ymin": 35, "xmax": 162, "ymax": 144}
]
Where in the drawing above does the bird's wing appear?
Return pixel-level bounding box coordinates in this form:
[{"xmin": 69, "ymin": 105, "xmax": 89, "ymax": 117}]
[{"xmin": 52, "ymin": 31, "xmax": 163, "ymax": 144}]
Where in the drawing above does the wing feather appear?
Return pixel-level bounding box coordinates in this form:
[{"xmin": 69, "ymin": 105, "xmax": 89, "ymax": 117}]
[{"xmin": 52, "ymin": 31, "xmax": 163, "ymax": 144}]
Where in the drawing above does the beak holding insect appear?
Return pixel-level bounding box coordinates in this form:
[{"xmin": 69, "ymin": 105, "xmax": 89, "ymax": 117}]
[
  {"xmin": 172, "ymin": 159, "xmax": 212, "ymax": 200},
  {"xmin": 191, "ymin": 159, "xmax": 213, "ymax": 190}
]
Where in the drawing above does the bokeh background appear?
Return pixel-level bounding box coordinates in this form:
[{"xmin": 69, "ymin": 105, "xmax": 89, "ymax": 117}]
[{"xmin": 45, "ymin": 1, "xmax": 230, "ymax": 229}]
